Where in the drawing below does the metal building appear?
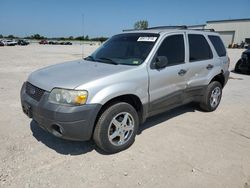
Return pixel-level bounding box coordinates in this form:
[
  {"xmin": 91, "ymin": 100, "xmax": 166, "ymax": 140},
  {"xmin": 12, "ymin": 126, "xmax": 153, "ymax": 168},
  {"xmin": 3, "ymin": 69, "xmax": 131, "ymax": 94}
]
[
  {"xmin": 188, "ymin": 24, "xmax": 206, "ymax": 30},
  {"xmin": 205, "ymin": 18, "xmax": 250, "ymax": 47},
  {"xmin": 189, "ymin": 18, "xmax": 250, "ymax": 47}
]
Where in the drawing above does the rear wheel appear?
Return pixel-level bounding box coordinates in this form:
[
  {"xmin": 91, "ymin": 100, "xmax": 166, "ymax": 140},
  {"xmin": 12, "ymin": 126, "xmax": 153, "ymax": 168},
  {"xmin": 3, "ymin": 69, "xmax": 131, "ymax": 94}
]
[
  {"xmin": 200, "ymin": 81, "xmax": 222, "ymax": 112},
  {"xmin": 234, "ymin": 59, "xmax": 242, "ymax": 73},
  {"xmin": 93, "ymin": 102, "xmax": 139, "ymax": 154}
]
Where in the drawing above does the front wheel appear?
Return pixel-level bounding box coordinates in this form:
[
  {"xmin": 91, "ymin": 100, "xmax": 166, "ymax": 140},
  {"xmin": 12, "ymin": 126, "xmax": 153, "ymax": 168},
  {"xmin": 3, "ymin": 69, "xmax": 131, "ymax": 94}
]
[
  {"xmin": 93, "ymin": 102, "xmax": 139, "ymax": 154},
  {"xmin": 200, "ymin": 81, "xmax": 222, "ymax": 112}
]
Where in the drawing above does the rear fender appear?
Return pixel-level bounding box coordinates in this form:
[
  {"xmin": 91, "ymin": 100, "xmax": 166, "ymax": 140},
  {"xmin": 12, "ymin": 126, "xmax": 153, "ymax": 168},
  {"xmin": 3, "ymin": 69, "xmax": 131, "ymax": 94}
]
[{"xmin": 205, "ymin": 66, "xmax": 223, "ymax": 85}]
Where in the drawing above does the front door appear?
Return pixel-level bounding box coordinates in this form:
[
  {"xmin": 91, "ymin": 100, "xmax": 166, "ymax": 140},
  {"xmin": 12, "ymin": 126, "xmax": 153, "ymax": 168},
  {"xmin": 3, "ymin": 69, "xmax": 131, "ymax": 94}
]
[{"xmin": 148, "ymin": 33, "xmax": 188, "ymax": 115}]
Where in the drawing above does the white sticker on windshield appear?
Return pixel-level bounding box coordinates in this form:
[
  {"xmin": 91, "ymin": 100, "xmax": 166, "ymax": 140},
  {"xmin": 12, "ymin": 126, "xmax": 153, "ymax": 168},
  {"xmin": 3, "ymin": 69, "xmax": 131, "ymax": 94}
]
[{"xmin": 137, "ymin": 37, "xmax": 157, "ymax": 42}]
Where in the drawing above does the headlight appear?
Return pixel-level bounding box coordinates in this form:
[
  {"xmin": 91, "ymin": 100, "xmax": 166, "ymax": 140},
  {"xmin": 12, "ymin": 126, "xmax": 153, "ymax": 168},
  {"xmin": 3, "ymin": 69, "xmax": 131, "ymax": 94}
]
[{"xmin": 48, "ymin": 88, "xmax": 88, "ymax": 105}]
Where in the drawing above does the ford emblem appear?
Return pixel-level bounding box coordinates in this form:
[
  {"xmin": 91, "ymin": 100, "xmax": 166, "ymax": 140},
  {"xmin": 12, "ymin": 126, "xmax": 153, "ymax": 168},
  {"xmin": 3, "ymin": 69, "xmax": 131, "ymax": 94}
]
[{"xmin": 29, "ymin": 86, "xmax": 36, "ymax": 95}]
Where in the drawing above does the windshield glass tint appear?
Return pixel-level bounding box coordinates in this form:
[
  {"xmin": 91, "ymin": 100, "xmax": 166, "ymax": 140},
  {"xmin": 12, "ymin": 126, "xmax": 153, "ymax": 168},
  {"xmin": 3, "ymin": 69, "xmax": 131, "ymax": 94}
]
[{"xmin": 89, "ymin": 33, "xmax": 159, "ymax": 65}]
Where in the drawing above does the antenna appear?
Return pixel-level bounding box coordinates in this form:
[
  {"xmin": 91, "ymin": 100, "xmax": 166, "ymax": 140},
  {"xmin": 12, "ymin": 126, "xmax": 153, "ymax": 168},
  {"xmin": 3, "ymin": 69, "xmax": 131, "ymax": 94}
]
[{"xmin": 82, "ymin": 13, "xmax": 84, "ymax": 59}]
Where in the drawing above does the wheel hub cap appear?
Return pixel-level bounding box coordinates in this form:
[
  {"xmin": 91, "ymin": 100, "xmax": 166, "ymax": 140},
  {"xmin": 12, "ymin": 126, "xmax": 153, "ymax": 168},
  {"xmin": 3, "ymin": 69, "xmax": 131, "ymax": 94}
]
[
  {"xmin": 210, "ymin": 86, "xmax": 221, "ymax": 108},
  {"xmin": 108, "ymin": 112, "xmax": 135, "ymax": 146}
]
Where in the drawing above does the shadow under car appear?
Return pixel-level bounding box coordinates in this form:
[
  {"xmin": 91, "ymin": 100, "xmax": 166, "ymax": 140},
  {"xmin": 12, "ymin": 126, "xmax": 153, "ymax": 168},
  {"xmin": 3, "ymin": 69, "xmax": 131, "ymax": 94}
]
[{"xmin": 30, "ymin": 103, "xmax": 199, "ymax": 155}]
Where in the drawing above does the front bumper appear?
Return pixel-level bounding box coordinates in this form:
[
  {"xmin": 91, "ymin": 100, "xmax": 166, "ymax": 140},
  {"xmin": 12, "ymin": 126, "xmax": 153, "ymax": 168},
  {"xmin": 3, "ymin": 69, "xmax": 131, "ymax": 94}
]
[
  {"xmin": 20, "ymin": 82, "xmax": 102, "ymax": 141},
  {"xmin": 223, "ymin": 70, "xmax": 230, "ymax": 86}
]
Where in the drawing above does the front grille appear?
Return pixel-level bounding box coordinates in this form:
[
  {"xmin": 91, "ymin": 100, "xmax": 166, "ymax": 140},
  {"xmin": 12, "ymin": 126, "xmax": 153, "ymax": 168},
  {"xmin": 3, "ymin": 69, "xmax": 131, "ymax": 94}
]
[{"xmin": 25, "ymin": 82, "xmax": 45, "ymax": 102}]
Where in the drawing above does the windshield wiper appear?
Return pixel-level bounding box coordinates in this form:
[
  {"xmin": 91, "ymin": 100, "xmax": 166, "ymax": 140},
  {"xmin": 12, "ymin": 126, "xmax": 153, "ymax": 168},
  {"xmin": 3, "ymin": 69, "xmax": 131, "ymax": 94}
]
[
  {"xmin": 96, "ymin": 57, "xmax": 119, "ymax": 65},
  {"xmin": 84, "ymin": 55, "xmax": 96, "ymax": 61}
]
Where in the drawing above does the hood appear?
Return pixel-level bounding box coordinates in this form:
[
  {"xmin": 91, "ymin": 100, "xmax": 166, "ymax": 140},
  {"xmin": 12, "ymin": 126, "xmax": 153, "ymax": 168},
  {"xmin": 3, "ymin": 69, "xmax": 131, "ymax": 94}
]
[{"xmin": 27, "ymin": 60, "xmax": 134, "ymax": 91}]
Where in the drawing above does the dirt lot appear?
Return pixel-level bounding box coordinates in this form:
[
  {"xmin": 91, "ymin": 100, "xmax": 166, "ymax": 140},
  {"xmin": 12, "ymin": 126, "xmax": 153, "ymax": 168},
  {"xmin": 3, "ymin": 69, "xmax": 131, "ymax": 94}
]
[{"xmin": 0, "ymin": 45, "xmax": 250, "ymax": 188}]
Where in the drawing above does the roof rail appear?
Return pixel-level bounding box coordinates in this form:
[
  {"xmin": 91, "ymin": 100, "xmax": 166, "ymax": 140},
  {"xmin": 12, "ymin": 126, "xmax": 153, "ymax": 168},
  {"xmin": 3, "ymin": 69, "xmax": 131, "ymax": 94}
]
[
  {"xmin": 146, "ymin": 25, "xmax": 188, "ymax": 30},
  {"xmin": 123, "ymin": 26, "xmax": 215, "ymax": 32},
  {"xmin": 123, "ymin": 25, "xmax": 188, "ymax": 32},
  {"xmin": 189, "ymin": 28, "xmax": 215, "ymax": 32}
]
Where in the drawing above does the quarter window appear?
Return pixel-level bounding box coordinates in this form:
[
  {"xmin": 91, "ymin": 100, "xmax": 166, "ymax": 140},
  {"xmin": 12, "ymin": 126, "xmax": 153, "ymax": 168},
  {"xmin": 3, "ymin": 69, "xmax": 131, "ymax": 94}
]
[
  {"xmin": 208, "ymin": 35, "xmax": 226, "ymax": 57},
  {"xmin": 156, "ymin": 34, "xmax": 185, "ymax": 66},
  {"xmin": 188, "ymin": 34, "xmax": 213, "ymax": 62}
]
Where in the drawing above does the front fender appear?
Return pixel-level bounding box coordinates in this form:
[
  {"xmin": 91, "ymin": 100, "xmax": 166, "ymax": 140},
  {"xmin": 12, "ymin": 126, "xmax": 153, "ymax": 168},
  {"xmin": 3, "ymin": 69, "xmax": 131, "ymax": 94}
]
[{"xmin": 88, "ymin": 82, "xmax": 148, "ymax": 105}]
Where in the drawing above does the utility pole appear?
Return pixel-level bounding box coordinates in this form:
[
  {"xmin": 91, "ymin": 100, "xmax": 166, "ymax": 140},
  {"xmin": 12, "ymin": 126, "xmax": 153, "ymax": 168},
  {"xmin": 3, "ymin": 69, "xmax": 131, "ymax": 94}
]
[{"xmin": 82, "ymin": 13, "xmax": 85, "ymax": 59}]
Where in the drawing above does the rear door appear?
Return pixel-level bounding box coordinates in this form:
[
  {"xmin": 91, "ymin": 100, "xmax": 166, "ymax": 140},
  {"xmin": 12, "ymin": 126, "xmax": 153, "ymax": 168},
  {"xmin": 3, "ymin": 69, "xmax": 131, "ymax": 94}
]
[{"xmin": 184, "ymin": 33, "xmax": 215, "ymax": 90}]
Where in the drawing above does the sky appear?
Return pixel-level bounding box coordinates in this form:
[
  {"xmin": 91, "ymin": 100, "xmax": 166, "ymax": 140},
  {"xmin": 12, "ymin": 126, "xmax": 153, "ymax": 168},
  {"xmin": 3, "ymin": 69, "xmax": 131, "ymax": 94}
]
[{"xmin": 0, "ymin": 0, "xmax": 249, "ymax": 38}]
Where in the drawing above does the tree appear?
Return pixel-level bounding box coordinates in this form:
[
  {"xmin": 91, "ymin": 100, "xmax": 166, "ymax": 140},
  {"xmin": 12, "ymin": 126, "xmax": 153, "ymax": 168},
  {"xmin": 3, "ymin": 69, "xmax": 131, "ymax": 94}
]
[
  {"xmin": 134, "ymin": 20, "xmax": 148, "ymax": 30},
  {"xmin": 90, "ymin": 37, "xmax": 108, "ymax": 43},
  {"xmin": 26, "ymin": 34, "xmax": 46, "ymax": 40},
  {"xmin": 68, "ymin": 36, "xmax": 74, "ymax": 40},
  {"xmin": 74, "ymin": 35, "xmax": 90, "ymax": 41},
  {"xmin": 75, "ymin": 36, "xmax": 85, "ymax": 41},
  {"xmin": 0, "ymin": 34, "xmax": 3, "ymax": 38},
  {"xmin": 7, "ymin": 35, "xmax": 17, "ymax": 39}
]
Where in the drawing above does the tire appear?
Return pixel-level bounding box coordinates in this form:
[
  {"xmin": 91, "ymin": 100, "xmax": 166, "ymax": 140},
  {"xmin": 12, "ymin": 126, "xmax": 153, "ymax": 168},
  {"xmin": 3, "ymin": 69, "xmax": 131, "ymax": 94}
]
[
  {"xmin": 234, "ymin": 60, "xmax": 242, "ymax": 73},
  {"xmin": 93, "ymin": 102, "xmax": 139, "ymax": 154},
  {"xmin": 199, "ymin": 81, "xmax": 222, "ymax": 112}
]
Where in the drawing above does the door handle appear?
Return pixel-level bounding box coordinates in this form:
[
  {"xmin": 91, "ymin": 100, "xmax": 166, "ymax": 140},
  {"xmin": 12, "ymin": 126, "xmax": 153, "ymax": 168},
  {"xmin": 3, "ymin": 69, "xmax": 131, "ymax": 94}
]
[
  {"xmin": 178, "ymin": 69, "xmax": 187, "ymax": 76},
  {"xmin": 206, "ymin": 64, "xmax": 214, "ymax": 70}
]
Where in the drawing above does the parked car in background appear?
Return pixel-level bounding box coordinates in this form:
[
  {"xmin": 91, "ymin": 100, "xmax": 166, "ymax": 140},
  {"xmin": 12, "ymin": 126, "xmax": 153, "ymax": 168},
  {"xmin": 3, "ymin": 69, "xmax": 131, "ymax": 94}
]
[
  {"xmin": 1, "ymin": 40, "xmax": 17, "ymax": 46},
  {"xmin": 0, "ymin": 41, "xmax": 4, "ymax": 46},
  {"xmin": 17, "ymin": 40, "xmax": 29, "ymax": 46},
  {"xmin": 64, "ymin": 41, "xmax": 72, "ymax": 45},
  {"xmin": 48, "ymin": 41, "xmax": 59, "ymax": 45},
  {"xmin": 235, "ymin": 48, "xmax": 250, "ymax": 73},
  {"xmin": 39, "ymin": 40, "xmax": 48, "ymax": 45},
  {"xmin": 59, "ymin": 41, "xmax": 72, "ymax": 45},
  {"xmin": 39, "ymin": 40, "xmax": 72, "ymax": 45}
]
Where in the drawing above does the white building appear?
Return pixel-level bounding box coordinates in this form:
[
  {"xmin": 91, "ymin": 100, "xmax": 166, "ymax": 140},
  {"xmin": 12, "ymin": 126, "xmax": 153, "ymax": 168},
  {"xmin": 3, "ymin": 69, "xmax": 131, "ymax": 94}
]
[
  {"xmin": 188, "ymin": 24, "xmax": 206, "ymax": 30},
  {"xmin": 190, "ymin": 18, "xmax": 250, "ymax": 47}
]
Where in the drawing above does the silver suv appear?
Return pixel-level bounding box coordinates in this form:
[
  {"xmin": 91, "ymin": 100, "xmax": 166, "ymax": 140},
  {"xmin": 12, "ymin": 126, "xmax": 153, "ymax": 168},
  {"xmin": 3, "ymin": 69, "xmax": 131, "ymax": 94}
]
[{"xmin": 21, "ymin": 26, "xmax": 230, "ymax": 153}]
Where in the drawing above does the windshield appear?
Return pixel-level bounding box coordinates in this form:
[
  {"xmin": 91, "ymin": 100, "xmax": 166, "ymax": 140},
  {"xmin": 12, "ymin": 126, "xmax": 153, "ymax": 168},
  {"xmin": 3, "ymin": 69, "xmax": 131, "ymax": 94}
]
[{"xmin": 85, "ymin": 33, "xmax": 159, "ymax": 65}]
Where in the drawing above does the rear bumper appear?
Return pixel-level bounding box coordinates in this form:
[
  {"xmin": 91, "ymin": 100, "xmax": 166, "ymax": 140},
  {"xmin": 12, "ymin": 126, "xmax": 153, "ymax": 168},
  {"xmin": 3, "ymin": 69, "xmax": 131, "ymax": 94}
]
[{"xmin": 20, "ymin": 82, "xmax": 102, "ymax": 141}]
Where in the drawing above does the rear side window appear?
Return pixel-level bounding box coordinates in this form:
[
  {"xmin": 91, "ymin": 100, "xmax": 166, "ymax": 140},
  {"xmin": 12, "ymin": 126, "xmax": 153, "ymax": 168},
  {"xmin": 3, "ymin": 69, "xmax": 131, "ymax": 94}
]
[
  {"xmin": 157, "ymin": 34, "xmax": 185, "ymax": 66},
  {"xmin": 188, "ymin": 34, "xmax": 213, "ymax": 62},
  {"xmin": 208, "ymin": 35, "xmax": 226, "ymax": 57}
]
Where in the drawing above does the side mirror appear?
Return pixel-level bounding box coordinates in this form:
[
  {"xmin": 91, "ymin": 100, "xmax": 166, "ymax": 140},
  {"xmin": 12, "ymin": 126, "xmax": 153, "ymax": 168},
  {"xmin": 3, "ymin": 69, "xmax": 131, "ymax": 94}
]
[{"xmin": 155, "ymin": 56, "xmax": 168, "ymax": 69}]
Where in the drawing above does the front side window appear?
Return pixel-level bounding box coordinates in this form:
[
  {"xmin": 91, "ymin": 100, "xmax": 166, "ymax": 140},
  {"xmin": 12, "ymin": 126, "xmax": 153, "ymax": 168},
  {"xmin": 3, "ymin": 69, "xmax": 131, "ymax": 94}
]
[
  {"xmin": 156, "ymin": 34, "xmax": 185, "ymax": 66},
  {"xmin": 188, "ymin": 34, "xmax": 213, "ymax": 62},
  {"xmin": 86, "ymin": 33, "xmax": 159, "ymax": 65}
]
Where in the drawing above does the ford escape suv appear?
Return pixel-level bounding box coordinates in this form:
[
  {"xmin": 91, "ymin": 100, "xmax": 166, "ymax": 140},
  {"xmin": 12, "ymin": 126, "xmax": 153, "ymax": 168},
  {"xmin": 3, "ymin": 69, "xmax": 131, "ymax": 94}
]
[{"xmin": 21, "ymin": 26, "xmax": 229, "ymax": 153}]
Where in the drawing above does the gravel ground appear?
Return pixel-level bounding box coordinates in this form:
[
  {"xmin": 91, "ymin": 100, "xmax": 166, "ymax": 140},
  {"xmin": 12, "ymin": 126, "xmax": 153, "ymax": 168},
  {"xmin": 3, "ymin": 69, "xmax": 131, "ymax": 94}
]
[{"xmin": 0, "ymin": 45, "xmax": 249, "ymax": 188}]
